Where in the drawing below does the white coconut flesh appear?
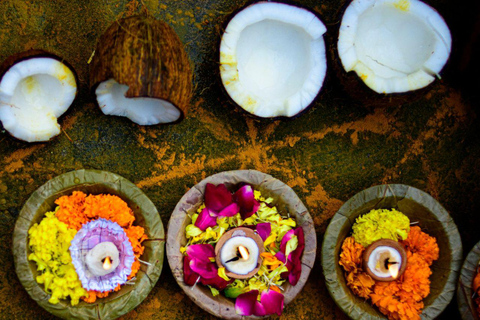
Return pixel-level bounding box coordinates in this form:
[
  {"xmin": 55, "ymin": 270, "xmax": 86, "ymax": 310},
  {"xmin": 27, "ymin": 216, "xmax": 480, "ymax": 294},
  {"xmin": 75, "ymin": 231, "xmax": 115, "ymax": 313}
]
[
  {"xmin": 220, "ymin": 2, "xmax": 327, "ymax": 118},
  {"xmin": 0, "ymin": 57, "xmax": 76, "ymax": 142},
  {"xmin": 95, "ymin": 79, "xmax": 181, "ymax": 125},
  {"xmin": 338, "ymin": 0, "xmax": 451, "ymax": 94}
]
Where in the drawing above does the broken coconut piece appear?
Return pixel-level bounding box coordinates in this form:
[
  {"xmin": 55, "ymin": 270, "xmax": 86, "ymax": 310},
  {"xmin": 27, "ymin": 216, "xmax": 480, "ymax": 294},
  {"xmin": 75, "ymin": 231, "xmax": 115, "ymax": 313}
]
[
  {"xmin": 220, "ymin": 2, "xmax": 327, "ymax": 118},
  {"xmin": 90, "ymin": 15, "xmax": 192, "ymax": 125},
  {"xmin": 338, "ymin": 0, "xmax": 451, "ymax": 94},
  {"xmin": 0, "ymin": 55, "xmax": 76, "ymax": 142}
]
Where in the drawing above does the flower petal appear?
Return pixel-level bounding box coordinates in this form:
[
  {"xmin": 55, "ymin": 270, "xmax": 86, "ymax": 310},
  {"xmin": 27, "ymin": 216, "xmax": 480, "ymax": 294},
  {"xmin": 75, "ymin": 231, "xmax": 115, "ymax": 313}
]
[
  {"xmin": 234, "ymin": 185, "xmax": 254, "ymax": 212},
  {"xmin": 190, "ymin": 258, "xmax": 219, "ymax": 279},
  {"xmin": 261, "ymin": 289, "xmax": 284, "ymax": 316},
  {"xmin": 194, "ymin": 207, "xmax": 218, "ymax": 231},
  {"xmin": 218, "ymin": 202, "xmax": 240, "ymax": 217},
  {"xmin": 200, "ymin": 274, "xmax": 232, "ymax": 290},
  {"xmin": 256, "ymin": 223, "xmax": 271, "ymax": 242},
  {"xmin": 241, "ymin": 199, "xmax": 260, "ymax": 220},
  {"xmin": 287, "ymin": 228, "xmax": 305, "ymax": 286},
  {"xmin": 235, "ymin": 290, "xmax": 258, "ymax": 316},
  {"xmin": 183, "ymin": 255, "xmax": 200, "ymax": 286},
  {"xmin": 253, "ymin": 302, "xmax": 267, "ymax": 317},
  {"xmin": 275, "ymin": 251, "xmax": 286, "ymax": 264},
  {"xmin": 186, "ymin": 244, "xmax": 215, "ymax": 262},
  {"xmin": 280, "ymin": 229, "xmax": 295, "ymax": 253},
  {"xmin": 205, "ymin": 183, "xmax": 232, "ymax": 212}
]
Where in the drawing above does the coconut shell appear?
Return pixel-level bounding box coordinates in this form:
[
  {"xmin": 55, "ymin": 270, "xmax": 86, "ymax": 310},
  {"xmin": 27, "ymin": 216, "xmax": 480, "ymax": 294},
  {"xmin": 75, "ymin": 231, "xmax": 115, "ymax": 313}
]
[
  {"xmin": 322, "ymin": 184, "xmax": 462, "ymax": 320},
  {"xmin": 218, "ymin": 2, "xmax": 326, "ymax": 120},
  {"xmin": 328, "ymin": 8, "xmax": 435, "ymax": 108},
  {"xmin": 166, "ymin": 170, "xmax": 316, "ymax": 319},
  {"xmin": 0, "ymin": 49, "xmax": 75, "ymax": 79},
  {"xmin": 12, "ymin": 169, "xmax": 165, "ymax": 320},
  {"xmin": 90, "ymin": 15, "xmax": 192, "ymax": 120}
]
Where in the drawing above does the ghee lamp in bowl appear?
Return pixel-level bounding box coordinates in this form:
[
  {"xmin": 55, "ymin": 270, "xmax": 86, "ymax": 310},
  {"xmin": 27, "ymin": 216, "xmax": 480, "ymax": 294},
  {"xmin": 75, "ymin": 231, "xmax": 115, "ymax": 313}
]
[
  {"xmin": 363, "ymin": 239, "xmax": 407, "ymax": 281},
  {"xmin": 215, "ymin": 227, "xmax": 264, "ymax": 279},
  {"xmin": 85, "ymin": 241, "xmax": 120, "ymax": 276}
]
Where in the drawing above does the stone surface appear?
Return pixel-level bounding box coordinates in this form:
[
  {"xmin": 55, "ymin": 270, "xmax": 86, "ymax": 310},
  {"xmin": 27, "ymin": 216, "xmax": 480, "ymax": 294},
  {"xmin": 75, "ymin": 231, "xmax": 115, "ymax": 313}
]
[{"xmin": 0, "ymin": 0, "xmax": 479, "ymax": 319}]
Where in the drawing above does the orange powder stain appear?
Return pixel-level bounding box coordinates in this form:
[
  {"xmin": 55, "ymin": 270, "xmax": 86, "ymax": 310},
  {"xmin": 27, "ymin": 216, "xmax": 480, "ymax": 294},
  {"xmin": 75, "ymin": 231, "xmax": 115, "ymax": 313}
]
[
  {"xmin": 190, "ymin": 98, "xmax": 235, "ymax": 143},
  {"xmin": 306, "ymin": 183, "xmax": 344, "ymax": 231},
  {"xmin": 383, "ymin": 88, "xmax": 470, "ymax": 182},
  {"xmin": 136, "ymin": 153, "xmax": 235, "ymax": 189},
  {"xmin": 302, "ymin": 108, "xmax": 398, "ymax": 146},
  {"xmin": 2, "ymin": 145, "xmax": 45, "ymax": 174}
]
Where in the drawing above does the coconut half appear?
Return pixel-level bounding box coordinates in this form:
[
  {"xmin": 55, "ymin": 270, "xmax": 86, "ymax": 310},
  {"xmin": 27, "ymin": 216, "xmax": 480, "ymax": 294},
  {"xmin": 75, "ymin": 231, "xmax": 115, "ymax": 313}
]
[
  {"xmin": 220, "ymin": 2, "xmax": 327, "ymax": 118},
  {"xmin": 0, "ymin": 55, "xmax": 76, "ymax": 142},
  {"xmin": 90, "ymin": 15, "xmax": 192, "ymax": 126},
  {"xmin": 338, "ymin": 0, "xmax": 451, "ymax": 94}
]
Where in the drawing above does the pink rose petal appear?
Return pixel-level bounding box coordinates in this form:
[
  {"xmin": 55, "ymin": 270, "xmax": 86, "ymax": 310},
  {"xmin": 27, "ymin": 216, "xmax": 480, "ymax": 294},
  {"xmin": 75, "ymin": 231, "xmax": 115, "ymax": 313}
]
[
  {"xmin": 280, "ymin": 229, "xmax": 295, "ymax": 253},
  {"xmin": 275, "ymin": 251, "xmax": 286, "ymax": 264},
  {"xmin": 186, "ymin": 244, "xmax": 215, "ymax": 262},
  {"xmin": 253, "ymin": 302, "xmax": 267, "ymax": 317},
  {"xmin": 235, "ymin": 290, "xmax": 258, "ymax": 316},
  {"xmin": 234, "ymin": 185, "xmax": 254, "ymax": 212},
  {"xmin": 217, "ymin": 202, "xmax": 240, "ymax": 217},
  {"xmin": 195, "ymin": 207, "xmax": 217, "ymax": 231},
  {"xmin": 287, "ymin": 228, "xmax": 305, "ymax": 286},
  {"xmin": 256, "ymin": 223, "xmax": 271, "ymax": 241},
  {"xmin": 190, "ymin": 258, "xmax": 219, "ymax": 279},
  {"xmin": 235, "ymin": 289, "xmax": 284, "ymax": 316},
  {"xmin": 183, "ymin": 255, "xmax": 200, "ymax": 286},
  {"xmin": 200, "ymin": 274, "xmax": 232, "ymax": 290},
  {"xmin": 261, "ymin": 289, "xmax": 284, "ymax": 316},
  {"xmin": 205, "ymin": 183, "xmax": 232, "ymax": 212}
]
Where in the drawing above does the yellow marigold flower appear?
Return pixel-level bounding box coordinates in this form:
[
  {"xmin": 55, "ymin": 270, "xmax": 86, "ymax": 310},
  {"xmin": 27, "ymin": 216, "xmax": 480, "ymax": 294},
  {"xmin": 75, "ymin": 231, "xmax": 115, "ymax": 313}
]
[{"xmin": 28, "ymin": 211, "xmax": 88, "ymax": 305}]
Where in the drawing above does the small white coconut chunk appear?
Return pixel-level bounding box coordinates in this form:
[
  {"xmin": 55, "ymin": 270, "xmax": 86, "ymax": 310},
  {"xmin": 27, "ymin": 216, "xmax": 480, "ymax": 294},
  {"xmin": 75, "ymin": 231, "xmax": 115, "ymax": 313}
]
[
  {"xmin": 338, "ymin": 0, "xmax": 451, "ymax": 94},
  {"xmin": 220, "ymin": 2, "xmax": 327, "ymax": 118},
  {"xmin": 0, "ymin": 57, "xmax": 76, "ymax": 142},
  {"xmin": 95, "ymin": 79, "xmax": 181, "ymax": 125}
]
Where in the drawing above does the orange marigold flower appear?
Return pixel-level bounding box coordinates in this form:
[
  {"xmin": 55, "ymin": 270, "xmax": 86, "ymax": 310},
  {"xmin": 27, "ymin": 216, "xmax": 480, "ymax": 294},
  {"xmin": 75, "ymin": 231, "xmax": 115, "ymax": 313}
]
[
  {"xmin": 339, "ymin": 237, "xmax": 365, "ymax": 273},
  {"xmin": 339, "ymin": 227, "xmax": 440, "ymax": 320},
  {"xmin": 346, "ymin": 271, "xmax": 375, "ymax": 299},
  {"xmin": 473, "ymin": 267, "xmax": 480, "ymax": 294},
  {"xmin": 55, "ymin": 192, "xmax": 147, "ymax": 303},
  {"xmin": 401, "ymin": 226, "xmax": 439, "ymax": 266}
]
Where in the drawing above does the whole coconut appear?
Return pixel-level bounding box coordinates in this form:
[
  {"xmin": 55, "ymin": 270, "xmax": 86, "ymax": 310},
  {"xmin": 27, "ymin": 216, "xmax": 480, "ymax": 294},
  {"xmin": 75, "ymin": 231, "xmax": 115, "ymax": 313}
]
[{"xmin": 90, "ymin": 15, "xmax": 193, "ymax": 125}]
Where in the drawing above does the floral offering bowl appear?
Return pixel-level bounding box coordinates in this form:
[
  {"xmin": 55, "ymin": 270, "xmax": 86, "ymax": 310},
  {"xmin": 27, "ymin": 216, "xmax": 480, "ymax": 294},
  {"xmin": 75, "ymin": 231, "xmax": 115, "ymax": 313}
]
[
  {"xmin": 457, "ymin": 240, "xmax": 480, "ymax": 320},
  {"xmin": 166, "ymin": 170, "xmax": 316, "ymax": 319},
  {"xmin": 13, "ymin": 169, "xmax": 165, "ymax": 320},
  {"xmin": 322, "ymin": 184, "xmax": 462, "ymax": 319}
]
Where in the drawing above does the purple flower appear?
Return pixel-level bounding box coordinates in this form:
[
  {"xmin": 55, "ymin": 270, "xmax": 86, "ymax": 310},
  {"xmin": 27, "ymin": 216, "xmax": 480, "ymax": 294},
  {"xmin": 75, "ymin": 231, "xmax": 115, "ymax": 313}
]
[{"xmin": 235, "ymin": 289, "xmax": 284, "ymax": 316}]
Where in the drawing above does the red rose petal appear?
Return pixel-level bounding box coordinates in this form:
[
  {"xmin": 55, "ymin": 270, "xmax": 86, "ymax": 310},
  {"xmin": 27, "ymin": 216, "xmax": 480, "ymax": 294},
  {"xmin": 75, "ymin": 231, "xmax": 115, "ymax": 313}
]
[{"xmin": 205, "ymin": 183, "xmax": 232, "ymax": 212}]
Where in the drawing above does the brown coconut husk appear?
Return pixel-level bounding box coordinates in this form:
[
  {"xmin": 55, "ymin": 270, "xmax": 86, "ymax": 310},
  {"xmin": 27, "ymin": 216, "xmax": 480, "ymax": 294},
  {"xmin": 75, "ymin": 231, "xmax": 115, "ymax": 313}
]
[
  {"xmin": 90, "ymin": 14, "xmax": 193, "ymax": 121},
  {"xmin": 166, "ymin": 170, "xmax": 316, "ymax": 319}
]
